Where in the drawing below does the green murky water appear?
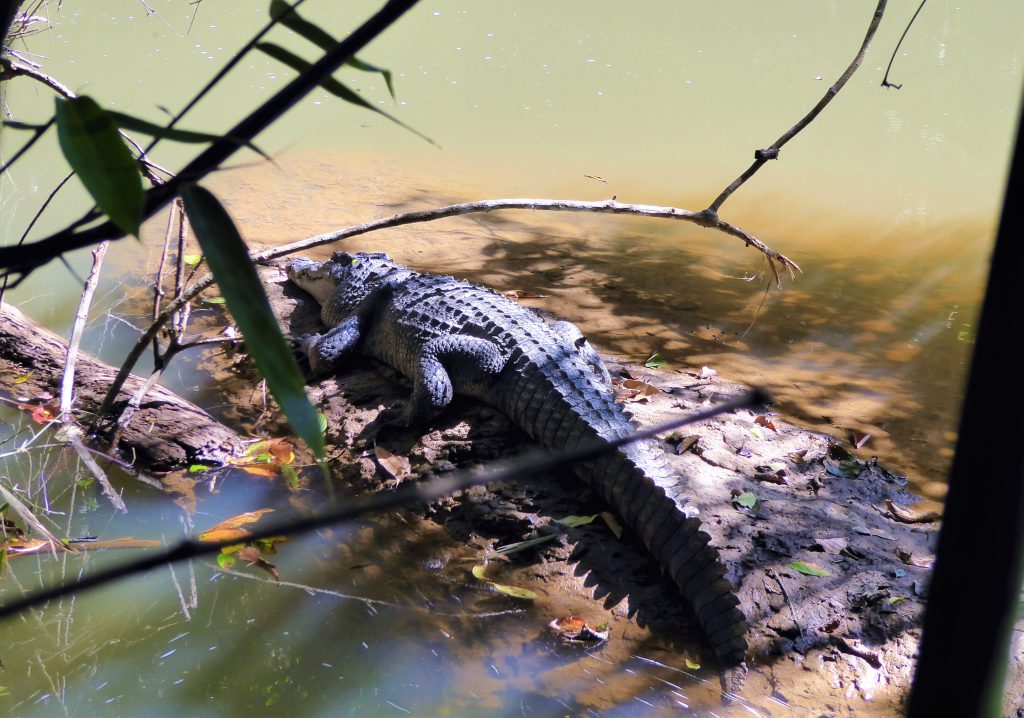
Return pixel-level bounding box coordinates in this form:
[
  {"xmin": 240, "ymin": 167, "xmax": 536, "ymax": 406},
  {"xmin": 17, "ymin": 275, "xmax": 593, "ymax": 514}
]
[{"xmin": 1, "ymin": 0, "xmax": 1021, "ymax": 715}]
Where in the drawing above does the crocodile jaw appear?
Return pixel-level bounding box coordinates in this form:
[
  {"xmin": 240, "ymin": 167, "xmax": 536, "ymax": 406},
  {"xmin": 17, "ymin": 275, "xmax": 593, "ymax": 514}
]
[{"xmin": 286, "ymin": 258, "xmax": 340, "ymax": 307}]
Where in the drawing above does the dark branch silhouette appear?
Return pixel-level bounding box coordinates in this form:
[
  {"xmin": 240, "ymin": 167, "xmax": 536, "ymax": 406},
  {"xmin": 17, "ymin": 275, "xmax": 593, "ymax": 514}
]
[
  {"xmin": 882, "ymin": 0, "xmax": 928, "ymax": 90},
  {"xmin": 0, "ymin": 389, "xmax": 766, "ymax": 620},
  {"xmin": 0, "ymin": 0, "xmax": 422, "ymax": 279}
]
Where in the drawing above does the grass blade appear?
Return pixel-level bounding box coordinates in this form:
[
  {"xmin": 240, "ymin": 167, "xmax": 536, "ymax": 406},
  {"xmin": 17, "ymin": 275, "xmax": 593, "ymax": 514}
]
[
  {"xmin": 54, "ymin": 96, "xmax": 143, "ymax": 236},
  {"xmin": 179, "ymin": 183, "xmax": 325, "ymax": 460}
]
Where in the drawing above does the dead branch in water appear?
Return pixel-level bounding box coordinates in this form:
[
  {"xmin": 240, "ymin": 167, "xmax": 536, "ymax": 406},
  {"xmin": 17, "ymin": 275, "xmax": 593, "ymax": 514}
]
[{"xmin": 0, "ymin": 303, "xmax": 243, "ymax": 470}]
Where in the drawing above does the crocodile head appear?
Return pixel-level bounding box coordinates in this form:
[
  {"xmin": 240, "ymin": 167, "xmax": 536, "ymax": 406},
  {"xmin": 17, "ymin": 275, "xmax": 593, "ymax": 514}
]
[{"xmin": 286, "ymin": 252, "xmax": 409, "ymax": 306}]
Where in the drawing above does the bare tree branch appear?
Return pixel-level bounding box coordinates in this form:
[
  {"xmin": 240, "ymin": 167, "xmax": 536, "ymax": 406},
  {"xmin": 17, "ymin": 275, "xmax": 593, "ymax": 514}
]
[
  {"xmin": 92, "ymin": 196, "xmax": 798, "ymax": 427},
  {"xmin": 705, "ymin": 0, "xmax": 888, "ymax": 215}
]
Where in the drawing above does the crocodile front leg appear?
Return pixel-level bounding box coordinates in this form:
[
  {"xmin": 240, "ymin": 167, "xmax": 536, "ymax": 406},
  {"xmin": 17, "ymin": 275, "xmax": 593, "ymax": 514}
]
[{"xmin": 299, "ymin": 315, "xmax": 362, "ymax": 378}]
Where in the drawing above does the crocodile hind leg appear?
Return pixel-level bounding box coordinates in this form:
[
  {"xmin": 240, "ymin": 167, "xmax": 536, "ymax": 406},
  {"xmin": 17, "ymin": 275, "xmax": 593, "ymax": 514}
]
[{"xmin": 380, "ymin": 334, "xmax": 507, "ymax": 426}]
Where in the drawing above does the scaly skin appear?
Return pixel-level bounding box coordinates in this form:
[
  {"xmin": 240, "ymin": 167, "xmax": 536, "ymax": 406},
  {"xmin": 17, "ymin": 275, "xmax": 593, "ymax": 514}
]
[{"xmin": 287, "ymin": 251, "xmax": 747, "ymax": 666}]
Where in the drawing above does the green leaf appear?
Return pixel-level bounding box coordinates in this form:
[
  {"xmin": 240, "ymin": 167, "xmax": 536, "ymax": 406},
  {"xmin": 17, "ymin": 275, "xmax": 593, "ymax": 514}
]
[
  {"xmin": 485, "ymin": 534, "xmax": 556, "ymax": 558},
  {"xmin": 2, "ymin": 119, "xmax": 52, "ymax": 131},
  {"xmin": 731, "ymin": 492, "xmax": 757, "ymax": 509},
  {"xmin": 183, "ymin": 253, "xmax": 202, "ymax": 266},
  {"xmin": 188, "ymin": 464, "xmax": 208, "ymax": 474},
  {"xmin": 644, "ymin": 352, "xmax": 667, "ymax": 368},
  {"xmin": 216, "ymin": 552, "xmax": 237, "ymax": 570},
  {"xmin": 555, "ymin": 514, "xmax": 598, "ymax": 528},
  {"xmin": 280, "ymin": 463, "xmax": 300, "ymax": 489},
  {"xmin": 316, "ymin": 412, "xmax": 328, "ymax": 435},
  {"xmin": 268, "ymin": 0, "xmax": 395, "ymax": 97},
  {"xmin": 201, "ymin": 296, "xmax": 227, "ymax": 305},
  {"xmin": 346, "ymin": 57, "xmax": 396, "ymax": 100},
  {"xmin": 255, "ymin": 42, "xmax": 436, "ymax": 147},
  {"xmin": 105, "ymin": 110, "xmax": 269, "ymax": 159},
  {"xmin": 471, "ymin": 564, "xmax": 489, "ymax": 580},
  {"xmin": 180, "ymin": 183, "xmax": 325, "ymax": 460},
  {"xmin": 54, "ymin": 96, "xmax": 144, "ymax": 236},
  {"xmin": 790, "ymin": 561, "xmax": 831, "ymax": 577},
  {"xmin": 684, "ymin": 658, "xmax": 700, "ymax": 670},
  {"xmin": 489, "ymin": 583, "xmax": 537, "ymax": 600}
]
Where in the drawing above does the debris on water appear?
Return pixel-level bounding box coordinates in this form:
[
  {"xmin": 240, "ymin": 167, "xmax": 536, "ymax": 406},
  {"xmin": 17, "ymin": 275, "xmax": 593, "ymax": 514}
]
[{"xmin": 548, "ymin": 616, "xmax": 610, "ymax": 644}]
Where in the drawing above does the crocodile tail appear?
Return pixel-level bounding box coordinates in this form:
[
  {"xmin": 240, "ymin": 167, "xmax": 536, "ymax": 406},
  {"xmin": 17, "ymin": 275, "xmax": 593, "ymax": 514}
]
[{"xmin": 579, "ymin": 445, "xmax": 748, "ymax": 666}]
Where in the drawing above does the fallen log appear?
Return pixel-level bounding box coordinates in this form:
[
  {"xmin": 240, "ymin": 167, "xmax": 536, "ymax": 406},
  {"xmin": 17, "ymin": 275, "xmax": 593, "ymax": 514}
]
[{"xmin": 0, "ymin": 302, "xmax": 243, "ymax": 471}]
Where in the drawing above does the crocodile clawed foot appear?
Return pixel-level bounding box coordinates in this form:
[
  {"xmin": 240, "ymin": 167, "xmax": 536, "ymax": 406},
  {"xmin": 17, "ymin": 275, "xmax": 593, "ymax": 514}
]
[
  {"xmin": 374, "ymin": 404, "xmax": 413, "ymax": 429},
  {"xmin": 288, "ymin": 335, "xmax": 316, "ymax": 379}
]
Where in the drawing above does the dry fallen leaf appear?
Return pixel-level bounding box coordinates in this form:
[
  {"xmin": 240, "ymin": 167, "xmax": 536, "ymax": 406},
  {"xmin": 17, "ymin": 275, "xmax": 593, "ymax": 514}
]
[
  {"xmin": 614, "ymin": 378, "xmax": 661, "ymax": 403},
  {"xmin": 896, "ymin": 547, "xmax": 935, "ymax": 568},
  {"xmin": 754, "ymin": 415, "xmax": 778, "ymax": 431},
  {"xmin": 237, "ymin": 545, "xmax": 280, "ymax": 581},
  {"xmin": 502, "ymin": 289, "xmax": 547, "ymax": 301},
  {"xmin": 886, "ymin": 499, "xmax": 942, "ymax": 524},
  {"xmin": 815, "ymin": 537, "xmax": 849, "ymax": 555},
  {"xmin": 852, "ymin": 432, "xmax": 872, "ymax": 449},
  {"xmin": 374, "ymin": 445, "xmax": 412, "ymax": 480},
  {"xmin": 198, "ymin": 509, "xmax": 274, "ymax": 543},
  {"xmin": 548, "ymin": 616, "xmax": 609, "ymax": 643}
]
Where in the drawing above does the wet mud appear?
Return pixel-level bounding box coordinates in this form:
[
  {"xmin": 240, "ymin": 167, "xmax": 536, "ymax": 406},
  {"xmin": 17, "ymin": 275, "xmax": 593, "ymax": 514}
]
[{"xmin": 163, "ymin": 262, "xmax": 1019, "ymax": 717}]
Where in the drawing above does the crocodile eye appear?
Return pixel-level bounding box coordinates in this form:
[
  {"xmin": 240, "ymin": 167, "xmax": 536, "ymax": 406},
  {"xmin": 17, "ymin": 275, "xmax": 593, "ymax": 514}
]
[{"xmin": 331, "ymin": 251, "xmax": 354, "ymax": 266}]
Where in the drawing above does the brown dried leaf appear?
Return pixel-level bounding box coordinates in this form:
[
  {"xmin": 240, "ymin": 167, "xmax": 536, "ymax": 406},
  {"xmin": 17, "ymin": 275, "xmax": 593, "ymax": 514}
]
[
  {"xmin": 815, "ymin": 537, "xmax": 849, "ymax": 555},
  {"xmin": 896, "ymin": 547, "xmax": 934, "ymax": 568},
  {"xmin": 237, "ymin": 545, "xmax": 279, "ymax": 581},
  {"xmin": 615, "ymin": 378, "xmax": 660, "ymax": 403},
  {"xmin": 754, "ymin": 415, "xmax": 777, "ymax": 431},
  {"xmin": 502, "ymin": 289, "xmax": 547, "ymax": 300},
  {"xmin": 673, "ymin": 435, "xmax": 699, "ymax": 455},
  {"xmin": 852, "ymin": 432, "xmax": 872, "ymax": 449},
  {"xmin": 886, "ymin": 499, "xmax": 942, "ymax": 524},
  {"xmin": 375, "ymin": 445, "xmax": 412, "ymax": 480},
  {"xmin": 198, "ymin": 509, "xmax": 274, "ymax": 542}
]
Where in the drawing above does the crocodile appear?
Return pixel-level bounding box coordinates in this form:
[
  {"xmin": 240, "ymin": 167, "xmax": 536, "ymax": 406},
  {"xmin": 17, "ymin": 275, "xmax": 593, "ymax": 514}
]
[{"xmin": 286, "ymin": 251, "xmax": 747, "ymax": 666}]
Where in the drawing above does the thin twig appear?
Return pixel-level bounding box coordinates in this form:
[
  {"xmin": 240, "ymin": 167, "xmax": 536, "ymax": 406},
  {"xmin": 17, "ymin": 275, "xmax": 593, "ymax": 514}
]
[
  {"xmin": 765, "ymin": 567, "xmax": 804, "ymax": 640},
  {"xmin": 0, "ymin": 116, "xmax": 53, "ymax": 175},
  {"xmin": 0, "ymin": 0, "xmax": 423, "ymax": 279},
  {"xmin": 65, "ymin": 432, "xmax": 127, "ymax": 512},
  {"xmin": 60, "ymin": 242, "xmax": 107, "ymax": 414},
  {"xmin": 57, "ymin": 241, "xmax": 127, "ymax": 512},
  {"xmin": 2, "ymin": 57, "xmax": 74, "ymax": 97},
  {"xmin": 705, "ymin": 0, "xmax": 888, "ymax": 215},
  {"xmin": 91, "ymin": 197, "xmax": 797, "ymax": 427},
  {"xmin": 2, "ymin": 389, "xmax": 766, "ymax": 619},
  {"xmin": 881, "ymin": 0, "xmax": 927, "ymax": 89},
  {"xmin": 0, "ymin": 170, "xmax": 72, "ymax": 305}
]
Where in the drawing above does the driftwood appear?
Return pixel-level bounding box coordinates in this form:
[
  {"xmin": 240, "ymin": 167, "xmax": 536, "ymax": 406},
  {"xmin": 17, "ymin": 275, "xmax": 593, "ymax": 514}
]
[{"xmin": 0, "ymin": 302, "xmax": 243, "ymax": 470}]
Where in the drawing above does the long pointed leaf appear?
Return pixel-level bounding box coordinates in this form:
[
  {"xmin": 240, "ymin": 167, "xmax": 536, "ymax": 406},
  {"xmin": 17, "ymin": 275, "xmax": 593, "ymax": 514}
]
[
  {"xmin": 256, "ymin": 42, "xmax": 435, "ymax": 147},
  {"xmin": 105, "ymin": 111, "xmax": 270, "ymax": 160},
  {"xmin": 269, "ymin": 0, "xmax": 395, "ymax": 98},
  {"xmin": 54, "ymin": 96, "xmax": 143, "ymax": 237},
  {"xmin": 179, "ymin": 184, "xmax": 325, "ymax": 460}
]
